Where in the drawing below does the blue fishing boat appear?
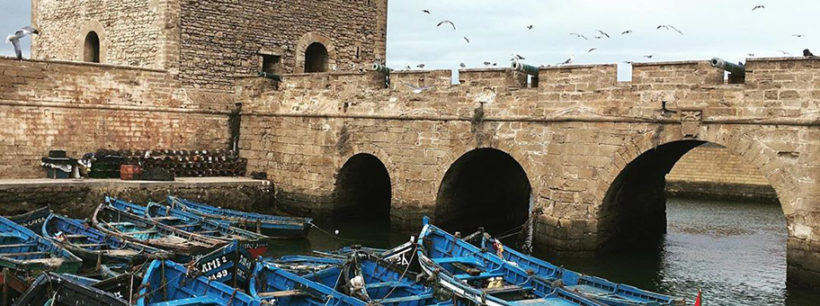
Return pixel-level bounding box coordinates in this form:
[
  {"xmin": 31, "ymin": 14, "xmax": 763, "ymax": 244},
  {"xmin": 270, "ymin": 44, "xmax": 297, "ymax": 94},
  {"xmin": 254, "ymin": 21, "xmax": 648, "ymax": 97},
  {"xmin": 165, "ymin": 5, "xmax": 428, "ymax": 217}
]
[
  {"xmin": 252, "ymin": 251, "xmax": 451, "ymax": 306},
  {"xmin": 168, "ymin": 196, "xmax": 312, "ymax": 239},
  {"xmin": 7, "ymin": 206, "xmax": 51, "ymax": 232},
  {"xmin": 271, "ymin": 255, "xmax": 344, "ymax": 275},
  {"xmin": 142, "ymin": 200, "xmax": 269, "ymax": 257},
  {"xmin": 0, "ymin": 215, "xmax": 82, "ymax": 275},
  {"xmin": 476, "ymin": 233, "xmax": 686, "ymax": 305},
  {"xmin": 137, "ymin": 259, "xmax": 262, "ymax": 306},
  {"xmin": 417, "ymin": 217, "xmax": 607, "ymax": 306},
  {"xmin": 42, "ymin": 214, "xmax": 172, "ymax": 267},
  {"xmin": 191, "ymin": 240, "xmax": 257, "ymax": 289},
  {"xmin": 250, "ymin": 261, "xmax": 365, "ymax": 306},
  {"xmin": 15, "ymin": 272, "xmax": 129, "ymax": 305},
  {"xmin": 91, "ymin": 203, "xmax": 224, "ymax": 257}
]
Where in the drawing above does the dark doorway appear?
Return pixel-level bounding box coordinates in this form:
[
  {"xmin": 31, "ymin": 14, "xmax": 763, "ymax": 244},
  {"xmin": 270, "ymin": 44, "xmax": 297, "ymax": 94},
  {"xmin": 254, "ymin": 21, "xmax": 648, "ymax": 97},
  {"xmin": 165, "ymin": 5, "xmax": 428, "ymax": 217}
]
[
  {"xmin": 83, "ymin": 32, "xmax": 100, "ymax": 63},
  {"xmin": 304, "ymin": 43, "xmax": 328, "ymax": 73},
  {"xmin": 435, "ymin": 148, "xmax": 532, "ymax": 235},
  {"xmin": 333, "ymin": 154, "xmax": 391, "ymax": 218}
]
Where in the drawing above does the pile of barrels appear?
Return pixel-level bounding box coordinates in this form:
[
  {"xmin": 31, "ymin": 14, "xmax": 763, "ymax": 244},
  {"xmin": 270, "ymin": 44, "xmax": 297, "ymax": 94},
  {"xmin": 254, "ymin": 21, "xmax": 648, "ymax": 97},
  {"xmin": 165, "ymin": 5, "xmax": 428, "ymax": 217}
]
[{"xmin": 89, "ymin": 149, "xmax": 247, "ymax": 178}]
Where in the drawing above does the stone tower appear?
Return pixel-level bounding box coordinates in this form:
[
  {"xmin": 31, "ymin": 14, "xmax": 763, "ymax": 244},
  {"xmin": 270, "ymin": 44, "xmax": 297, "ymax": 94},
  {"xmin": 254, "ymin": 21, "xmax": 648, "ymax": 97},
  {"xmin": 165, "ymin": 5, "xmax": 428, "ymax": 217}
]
[{"xmin": 31, "ymin": 0, "xmax": 389, "ymax": 89}]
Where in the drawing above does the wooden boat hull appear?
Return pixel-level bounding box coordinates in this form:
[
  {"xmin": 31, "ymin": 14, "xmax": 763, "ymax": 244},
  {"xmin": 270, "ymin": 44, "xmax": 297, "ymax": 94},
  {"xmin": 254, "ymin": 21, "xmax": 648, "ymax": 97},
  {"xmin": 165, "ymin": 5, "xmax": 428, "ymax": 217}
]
[
  {"xmin": 0, "ymin": 268, "xmax": 30, "ymax": 305},
  {"xmin": 143, "ymin": 201, "xmax": 269, "ymax": 257},
  {"xmin": 137, "ymin": 260, "xmax": 261, "ymax": 306},
  {"xmin": 0, "ymin": 216, "xmax": 82, "ymax": 276},
  {"xmin": 43, "ymin": 214, "xmax": 172, "ymax": 267},
  {"xmin": 417, "ymin": 217, "xmax": 606, "ymax": 306},
  {"xmin": 250, "ymin": 261, "xmax": 365, "ymax": 306},
  {"xmin": 192, "ymin": 240, "xmax": 257, "ymax": 290},
  {"xmin": 92, "ymin": 203, "xmax": 224, "ymax": 256},
  {"xmin": 477, "ymin": 234, "xmax": 686, "ymax": 306},
  {"xmin": 7, "ymin": 206, "xmax": 51, "ymax": 233},
  {"xmin": 168, "ymin": 196, "xmax": 312, "ymax": 239},
  {"xmin": 14, "ymin": 272, "xmax": 128, "ymax": 306}
]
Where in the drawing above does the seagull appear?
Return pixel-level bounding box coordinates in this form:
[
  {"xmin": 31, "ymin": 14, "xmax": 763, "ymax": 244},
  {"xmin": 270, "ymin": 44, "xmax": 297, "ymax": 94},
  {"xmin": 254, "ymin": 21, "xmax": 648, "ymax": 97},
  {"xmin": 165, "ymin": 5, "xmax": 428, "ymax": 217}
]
[
  {"xmin": 416, "ymin": 64, "xmax": 425, "ymax": 68},
  {"xmin": 792, "ymin": 34, "xmax": 805, "ymax": 38},
  {"xmin": 6, "ymin": 26, "xmax": 39, "ymax": 60},
  {"xmin": 403, "ymin": 82, "xmax": 433, "ymax": 94},
  {"xmin": 747, "ymin": 53, "xmax": 755, "ymax": 57},
  {"xmin": 437, "ymin": 20, "xmax": 456, "ymax": 30},
  {"xmin": 559, "ymin": 56, "xmax": 575, "ymax": 65},
  {"xmin": 657, "ymin": 24, "xmax": 683, "ymax": 35},
  {"xmin": 569, "ymin": 33, "xmax": 588, "ymax": 40},
  {"xmin": 593, "ymin": 36, "xmax": 605, "ymax": 40},
  {"xmin": 492, "ymin": 63, "xmax": 497, "ymax": 66},
  {"xmin": 463, "ymin": 36, "xmax": 470, "ymax": 43},
  {"xmin": 644, "ymin": 55, "xmax": 654, "ymax": 59},
  {"xmin": 597, "ymin": 30, "xmax": 610, "ymax": 38},
  {"xmin": 668, "ymin": 25, "xmax": 684, "ymax": 35},
  {"xmin": 459, "ymin": 63, "xmax": 466, "ymax": 68},
  {"xmin": 511, "ymin": 54, "xmax": 525, "ymax": 61},
  {"xmin": 422, "ymin": 9, "xmax": 431, "ymax": 14},
  {"xmin": 483, "ymin": 61, "xmax": 492, "ymax": 66},
  {"xmin": 752, "ymin": 5, "xmax": 765, "ymax": 11},
  {"xmin": 779, "ymin": 50, "xmax": 791, "ymax": 55},
  {"xmin": 404, "ymin": 65, "xmax": 411, "ymax": 70},
  {"xmin": 621, "ymin": 30, "xmax": 632, "ymax": 35},
  {"xmin": 805, "ymin": 49, "xmax": 815, "ymax": 57},
  {"xmin": 587, "ymin": 48, "xmax": 597, "ymax": 53},
  {"xmin": 526, "ymin": 25, "xmax": 534, "ymax": 30},
  {"xmin": 624, "ymin": 61, "xmax": 634, "ymax": 64}
]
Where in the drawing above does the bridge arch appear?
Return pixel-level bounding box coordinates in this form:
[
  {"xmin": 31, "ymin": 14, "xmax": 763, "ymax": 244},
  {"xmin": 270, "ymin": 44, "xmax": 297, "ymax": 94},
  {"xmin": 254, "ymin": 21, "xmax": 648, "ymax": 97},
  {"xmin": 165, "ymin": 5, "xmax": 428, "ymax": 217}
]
[
  {"xmin": 332, "ymin": 153, "xmax": 392, "ymax": 218},
  {"xmin": 435, "ymin": 148, "xmax": 533, "ymax": 235}
]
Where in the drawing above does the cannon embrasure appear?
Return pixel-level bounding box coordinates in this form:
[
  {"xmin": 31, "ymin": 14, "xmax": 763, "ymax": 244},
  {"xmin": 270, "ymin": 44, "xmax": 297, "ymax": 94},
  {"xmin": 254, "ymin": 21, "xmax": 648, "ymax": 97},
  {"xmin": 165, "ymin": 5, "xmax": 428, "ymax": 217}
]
[
  {"xmin": 710, "ymin": 57, "xmax": 745, "ymax": 83},
  {"xmin": 257, "ymin": 72, "xmax": 281, "ymax": 81},
  {"xmin": 371, "ymin": 63, "xmax": 393, "ymax": 74},
  {"xmin": 511, "ymin": 61, "xmax": 539, "ymax": 87}
]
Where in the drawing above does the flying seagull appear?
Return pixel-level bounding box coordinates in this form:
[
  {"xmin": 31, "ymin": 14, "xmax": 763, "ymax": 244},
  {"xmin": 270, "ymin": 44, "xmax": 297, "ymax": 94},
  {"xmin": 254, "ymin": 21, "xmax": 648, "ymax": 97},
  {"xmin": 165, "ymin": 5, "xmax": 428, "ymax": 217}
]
[
  {"xmin": 422, "ymin": 9, "xmax": 431, "ymax": 14},
  {"xmin": 792, "ymin": 34, "xmax": 805, "ymax": 38},
  {"xmin": 526, "ymin": 25, "xmax": 534, "ymax": 30},
  {"xmin": 559, "ymin": 56, "xmax": 575, "ymax": 65},
  {"xmin": 463, "ymin": 36, "xmax": 470, "ymax": 43},
  {"xmin": 597, "ymin": 30, "xmax": 610, "ymax": 38},
  {"xmin": 644, "ymin": 55, "xmax": 654, "ymax": 59},
  {"xmin": 778, "ymin": 50, "xmax": 791, "ymax": 55},
  {"xmin": 569, "ymin": 33, "xmax": 588, "ymax": 40},
  {"xmin": 805, "ymin": 49, "xmax": 815, "ymax": 57},
  {"xmin": 437, "ymin": 20, "xmax": 456, "ymax": 30},
  {"xmin": 657, "ymin": 24, "xmax": 684, "ymax": 35},
  {"xmin": 587, "ymin": 48, "xmax": 597, "ymax": 53},
  {"xmin": 416, "ymin": 64, "xmax": 426, "ymax": 68},
  {"xmin": 747, "ymin": 53, "xmax": 755, "ymax": 57},
  {"xmin": 6, "ymin": 26, "xmax": 39, "ymax": 60},
  {"xmin": 404, "ymin": 65, "xmax": 412, "ymax": 70},
  {"xmin": 511, "ymin": 54, "xmax": 525, "ymax": 61},
  {"xmin": 752, "ymin": 5, "xmax": 765, "ymax": 11},
  {"xmin": 621, "ymin": 30, "xmax": 632, "ymax": 35},
  {"xmin": 403, "ymin": 82, "xmax": 433, "ymax": 94}
]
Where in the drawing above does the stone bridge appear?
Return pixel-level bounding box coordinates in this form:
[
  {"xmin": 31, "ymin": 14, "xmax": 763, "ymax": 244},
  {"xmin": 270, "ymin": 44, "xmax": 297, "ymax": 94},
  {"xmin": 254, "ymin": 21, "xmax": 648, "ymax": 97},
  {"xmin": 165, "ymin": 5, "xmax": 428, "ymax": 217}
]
[{"xmin": 236, "ymin": 58, "xmax": 820, "ymax": 287}]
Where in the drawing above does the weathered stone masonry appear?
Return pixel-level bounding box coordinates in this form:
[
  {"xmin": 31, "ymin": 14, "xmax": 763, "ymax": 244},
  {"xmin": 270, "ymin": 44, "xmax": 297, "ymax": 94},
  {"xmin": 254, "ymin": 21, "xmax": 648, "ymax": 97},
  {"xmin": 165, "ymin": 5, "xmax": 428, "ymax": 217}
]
[{"xmin": 237, "ymin": 59, "xmax": 820, "ymax": 288}]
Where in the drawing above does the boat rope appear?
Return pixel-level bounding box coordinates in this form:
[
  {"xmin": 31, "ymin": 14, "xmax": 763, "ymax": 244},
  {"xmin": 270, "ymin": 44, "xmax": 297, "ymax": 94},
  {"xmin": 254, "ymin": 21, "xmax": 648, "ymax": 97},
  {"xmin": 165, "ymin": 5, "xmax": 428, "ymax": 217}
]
[{"xmin": 374, "ymin": 247, "xmax": 417, "ymax": 303}]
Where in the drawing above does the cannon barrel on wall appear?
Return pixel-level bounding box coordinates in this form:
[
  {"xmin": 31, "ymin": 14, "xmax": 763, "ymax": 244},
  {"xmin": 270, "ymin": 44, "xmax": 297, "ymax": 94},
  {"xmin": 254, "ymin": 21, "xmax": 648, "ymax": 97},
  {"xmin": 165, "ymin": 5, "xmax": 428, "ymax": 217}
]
[
  {"xmin": 511, "ymin": 61, "xmax": 540, "ymax": 76},
  {"xmin": 710, "ymin": 57, "xmax": 746, "ymax": 81},
  {"xmin": 257, "ymin": 72, "xmax": 282, "ymax": 81},
  {"xmin": 371, "ymin": 63, "xmax": 393, "ymax": 74}
]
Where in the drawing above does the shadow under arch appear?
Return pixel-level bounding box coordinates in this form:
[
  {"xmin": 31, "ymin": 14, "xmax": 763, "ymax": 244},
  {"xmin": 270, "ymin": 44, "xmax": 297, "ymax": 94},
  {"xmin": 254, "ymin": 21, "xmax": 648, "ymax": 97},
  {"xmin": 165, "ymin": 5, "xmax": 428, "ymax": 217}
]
[
  {"xmin": 332, "ymin": 153, "xmax": 392, "ymax": 218},
  {"xmin": 435, "ymin": 148, "xmax": 532, "ymax": 235}
]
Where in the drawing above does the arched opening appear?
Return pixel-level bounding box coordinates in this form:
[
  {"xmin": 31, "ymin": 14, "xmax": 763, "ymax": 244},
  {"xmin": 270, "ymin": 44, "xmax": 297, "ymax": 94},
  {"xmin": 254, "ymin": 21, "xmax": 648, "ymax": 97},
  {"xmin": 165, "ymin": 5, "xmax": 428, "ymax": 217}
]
[
  {"xmin": 591, "ymin": 140, "xmax": 794, "ymax": 304},
  {"xmin": 435, "ymin": 148, "xmax": 532, "ymax": 235},
  {"xmin": 332, "ymin": 153, "xmax": 391, "ymax": 218},
  {"xmin": 83, "ymin": 31, "xmax": 100, "ymax": 63},
  {"xmin": 304, "ymin": 43, "xmax": 328, "ymax": 73}
]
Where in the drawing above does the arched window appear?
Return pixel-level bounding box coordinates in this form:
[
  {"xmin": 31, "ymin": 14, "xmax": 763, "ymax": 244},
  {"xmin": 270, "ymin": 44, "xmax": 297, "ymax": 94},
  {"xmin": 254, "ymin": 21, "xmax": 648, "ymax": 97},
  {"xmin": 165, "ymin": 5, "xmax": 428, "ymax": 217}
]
[
  {"xmin": 304, "ymin": 43, "xmax": 328, "ymax": 73},
  {"xmin": 83, "ymin": 32, "xmax": 100, "ymax": 63}
]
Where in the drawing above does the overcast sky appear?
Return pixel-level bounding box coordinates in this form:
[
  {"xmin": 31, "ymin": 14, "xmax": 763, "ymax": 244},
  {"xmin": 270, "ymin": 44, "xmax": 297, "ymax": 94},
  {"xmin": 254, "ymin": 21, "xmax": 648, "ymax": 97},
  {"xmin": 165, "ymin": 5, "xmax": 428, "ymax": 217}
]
[{"xmin": 2, "ymin": 1, "xmax": 816, "ymax": 80}]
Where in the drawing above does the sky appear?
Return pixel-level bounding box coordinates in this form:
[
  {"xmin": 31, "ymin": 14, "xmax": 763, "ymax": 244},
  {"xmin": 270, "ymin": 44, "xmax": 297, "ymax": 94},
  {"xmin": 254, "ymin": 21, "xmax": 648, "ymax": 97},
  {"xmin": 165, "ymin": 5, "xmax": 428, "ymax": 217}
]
[{"xmin": 2, "ymin": 1, "xmax": 816, "ymax": 80}]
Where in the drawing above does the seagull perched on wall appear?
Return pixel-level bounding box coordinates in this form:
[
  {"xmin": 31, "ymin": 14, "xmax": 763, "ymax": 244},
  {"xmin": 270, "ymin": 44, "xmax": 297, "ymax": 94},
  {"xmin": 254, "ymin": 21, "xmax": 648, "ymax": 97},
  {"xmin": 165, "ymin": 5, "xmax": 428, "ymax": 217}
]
[
  {"xmin": 459, "ymin": 63, "xmax": 466, "ymax": 68},
  {"xmin": 805, "ymin": 49, "xmax": 815, "ymax": 57},
  {"xmin": 416, "ymin": 64, "xmax": 425, "ymax": 69},
  {"xmin": 437, "ymin": 20, "xmax": 456, "ymax": 30},
  {"xmin": 483, "ymin": 61, "xmax": 492, "ymax": 66},
  {"xmin": 6, "ymin": 26, "xmax": 39, "ymax": 60},
  {"xmin": 403, "ymin": 82, "xmax": 433, "ymax": 94},
  {"xmin": 752, "ymin": 5, "xmax": 765, "ymax": 11}
]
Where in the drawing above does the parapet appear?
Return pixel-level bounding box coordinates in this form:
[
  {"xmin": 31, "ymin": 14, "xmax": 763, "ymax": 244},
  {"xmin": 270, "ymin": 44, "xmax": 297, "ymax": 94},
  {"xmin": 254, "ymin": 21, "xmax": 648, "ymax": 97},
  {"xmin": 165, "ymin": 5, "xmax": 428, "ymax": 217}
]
[
  {"xmin": 458, "ymin": 68, "xmax": 528, "ymax": 90},
  {"xmin": 279, "ymin": 71, "xmax": 387, "ymax": 91},
  {"xmin": 539, "ymin": 64, "xmax": 617, "ymax": 92},
  {"xmin": 631, "ymin": 60, "xmax": 723, "ymax": 89},
  {"xmin": 390, "ymin": 70, "xmax": 453, "ymax": 91}
]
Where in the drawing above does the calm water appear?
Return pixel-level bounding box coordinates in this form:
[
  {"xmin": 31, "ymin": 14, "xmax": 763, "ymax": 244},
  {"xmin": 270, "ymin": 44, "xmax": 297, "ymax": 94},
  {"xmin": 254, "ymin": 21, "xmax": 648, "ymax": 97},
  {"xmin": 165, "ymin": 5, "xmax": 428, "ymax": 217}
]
[{"xmin": 266, "ymin": 198, "xmax": 820, "ymax": 305}]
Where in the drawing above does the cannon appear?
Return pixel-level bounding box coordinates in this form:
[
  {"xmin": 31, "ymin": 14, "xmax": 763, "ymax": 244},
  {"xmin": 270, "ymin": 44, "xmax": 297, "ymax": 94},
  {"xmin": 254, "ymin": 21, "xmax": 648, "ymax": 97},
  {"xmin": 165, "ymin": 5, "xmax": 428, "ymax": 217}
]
[
  {"xmin": 511, "ymin": 61, "xmax": 540, "ymax": 76},
  {"xmin": 371, "ymin": 63, "xmax": 393, "ymax": 74},
  {"xmin": 710, "ymin": 57, "xmax": 745, "ymax": 83},
  {"xmin": 257, "ymin": 72, "xmax": 281, "ymax": 81}
]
